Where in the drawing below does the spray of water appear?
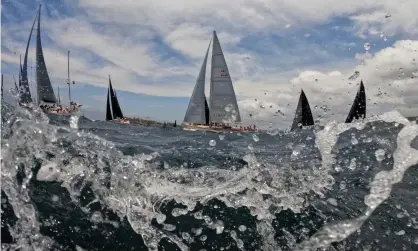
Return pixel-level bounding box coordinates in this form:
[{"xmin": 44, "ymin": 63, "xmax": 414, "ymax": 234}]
[{"xmin": 1, "ymin": 103, "xmax": 417, "ymax": 250}]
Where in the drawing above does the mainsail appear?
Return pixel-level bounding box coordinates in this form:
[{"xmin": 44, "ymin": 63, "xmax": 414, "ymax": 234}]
[
  {"xmin": 291, "ymin": 90, "xmax": 314, "ymax": 130},
  {"xmin": 345, "ymin": 80, "xmax": 366, "ymax": 123},
  {"xmin": 36, "ymin": 5, "xmax": 57, "ymax": 104},
  {"xmin": 106, "ymin": 76, "xmax": 124, "ymax": 120},
  {"xmin": 209, "ymin": 31, "xmax": 241, "ymax": 123},
  {"xmin": 20, "ymin": 11, "xmax": 38, "ymax": 104},
  {"xmin": 183, "ymin": 40, "xmax": 211, "ymax": 124}
]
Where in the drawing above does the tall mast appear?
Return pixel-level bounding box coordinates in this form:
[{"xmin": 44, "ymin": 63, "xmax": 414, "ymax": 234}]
[
  {"xmin": 67, "ymin": 50, "xmax": 71, "ymax": 103},
  {"xmin": 1, "ymin": 74, "xmax": 3, "ymax": 99}
]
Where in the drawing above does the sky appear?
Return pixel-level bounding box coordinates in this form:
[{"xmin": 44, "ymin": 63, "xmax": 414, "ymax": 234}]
[{"xmin": 1, "ymin": 0, "xmax": 418, "ymax": 129}]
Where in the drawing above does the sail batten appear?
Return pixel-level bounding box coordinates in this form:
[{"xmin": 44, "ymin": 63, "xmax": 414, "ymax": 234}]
[
  {"xmin": 209, "ymin": 31, "xmax": 241, "ymax": 123},
  {"xmin": 345, "ymin": 81, "xmax": 366, "ymax": 123},
  {"xmin": 183, "ymin": 40, "xmax": 211, "ymax": 124},
  {"xmin": 36, "ymin": 5, "xmax": 57, "ymax": 104},
  {"xmin": 291, "ymin": 90, "xmax": 314, "ymax": 130}
]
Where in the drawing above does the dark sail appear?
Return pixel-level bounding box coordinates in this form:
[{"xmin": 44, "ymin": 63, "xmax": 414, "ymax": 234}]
[
  {"xmin": 291, "ymin": 90, "xmax": 314, "ymax": 130},
  {"xmin": 108, "ymin": 77, "xmax": 124, "ymax": 119},
  {"xmin": 20, "ymin": 12, "xmax": 37, "ymax": 104},
  {"xmin": 36, "ymin": 5, "xmax": 57, "ymax": 104},
  {"xmin": 345, "ymin": 81, "xmax": 366, "ymax": 123},
  {"xmin": 204, "ymin": 97, "xmax": 210, "ymax": 125},
  {"xmin": 105, "ymin": 86, "xmax": 113, "ymax": 121}
]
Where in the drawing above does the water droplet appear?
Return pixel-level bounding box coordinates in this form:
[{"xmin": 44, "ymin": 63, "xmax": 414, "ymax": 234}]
[
  {"xmin": 383, "ymin": 36, "xmax": 388, "ymax": 41},
  {"xmin": 219, "ymin": 134, "xmax": 225, "ymax": 141},
  {"xmin": 248, "ymin": 144, "xmax": 254, "ymax": 151},
  {"xmin": 375, "ymin": 149, "xmax": 386, "ymax": 162},
  {"xmin": 200, "ymin": 235, "xmax": 207, "ymax": 241},
  {"xmin": 364, "ymin": 42, "xmax": 371, "ymax": 51},
  {"xmin": 209, "ymin": 140, "xmax": 216, "ymax": 147},
  {"xmin": 395, "ymin": 230, "xmax": 405, "ymax": 236},
  {"xmin": 380, "ymin": 32, "xmax": 384, "ymax": 38},
  {"xmin": 252, "ymin": 134, "xmax": 259, "ymax": 142},
  {"xmin": 376, "ymin": 66, "xmax": 379, "ymax": 71},
  {"xmin": 348, "ymin": 158, "xmax": 357, "ymax": 170},
  {"xmin": 327, "ymin": 198, "xmax": 338, "ymax": 206},
  {"xmin": 315, "ymin": 78, "xmax": 318, "ymax": 82},
  {"xmin": 156, "ymin": 213, "xmax": 166, "ymax": 224},
  {"xmin": 238, "ymin": 225, "xmax": 247, "ymax": 232},
  {"xmin": 51, "ymin": 195, "xmax": 59, "ymax": 202},
  {"xmin": 90, "ymin": 211, "xmax": 103, "ymax": 223},
  {"xmin": 214, "ymin": 220, "xmax": 225, "ymax": 234},
  {"xmin": 351, "ymin": 136, "xmax": 358, "ymax": 145},
  {"xmin": 224, "ymin": 104, "xmax": 234, "ymax": 112},
  {"xmin": 348, "ymin": 71, "xmax": 360, "ymax": 81}
]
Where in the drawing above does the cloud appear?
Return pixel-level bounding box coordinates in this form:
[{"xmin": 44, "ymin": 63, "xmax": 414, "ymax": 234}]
[
  {"xmin": 236, "ymin": 40, "xmax": 418, "ymax": 128},
  {"xmin": 1, "ymin": 0, "xmax": 418, "ymax": 128}
]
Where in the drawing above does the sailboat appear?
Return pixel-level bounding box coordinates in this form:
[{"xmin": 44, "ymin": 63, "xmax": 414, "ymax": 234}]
[
  {"xmin": 19, "ymin": 5, "xmax": 81, "ymax": 115},
  {"xmin": 105, "ymin": 76, "xmax": 129, "ymax": 124},
  {"xmin": 183, "ymin": 31, "xmax": 250, "ymax": 132},
  {"xmin": 345, "ymin": 80, "xmax": 366, "ymax": 123},
  {"xmin": 290, "ymin": 89, "xmax": 315, "ymax": 131}
]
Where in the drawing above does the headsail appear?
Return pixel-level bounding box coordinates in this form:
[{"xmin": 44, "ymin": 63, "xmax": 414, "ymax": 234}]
[
  {"xmin": 36, "ymin": 5, "xmax": 57, "ymax": 104},
  {"xmin": 345, "ymin": 80, "xmax": 366, "ymax": 123},
  {"xmin": 108, "ymin": 76, "xmax": 124, "ymax": 119},
  {"xmin": 183, "ymin": 40, "xmax": 211, "ymax": 124},
  {"xmin": 105, "ymin": 85, "xmax": 113, "ymax": 121},
  {"xmin": 209, "ymin": 31, "xmax": 241, "ymax": 123},
  {"xmin": 291, "ymin": 90, "xmax": 314, "ymax": 130},
  {"xmin": 20, "ymin": 12, "xmax": 38, "ymax": 104}
]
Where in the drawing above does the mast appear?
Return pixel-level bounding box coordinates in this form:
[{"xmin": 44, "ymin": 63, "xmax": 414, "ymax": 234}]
[
  {"xmin": 183, "ymin": 39, "xmax": 211, "ymax": 124},
  {"xmin": 209, "ymin": 30, "xmax": 241, "ymax": 123},
  {"xmin": 57, "ymin": 87, "xmax": 61, "ymax": 104},
  {"xmin": 67, "ymin": 50, "xmax": 71, "ymax": 103},
  {"xmin": 1, "ymin": 74, "xmax": 3, "ymax": 99}
]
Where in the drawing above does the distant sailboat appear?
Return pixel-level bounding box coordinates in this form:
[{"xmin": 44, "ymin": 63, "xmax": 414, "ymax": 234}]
[
  {"xmin": 290, "ymin": 90, "xmax": 314, "ymax": 131},
  {"xmin": 345, "ymin": 80, "xmax": 366, "ymax": 123},
  {"xmin": 17, "ymin": 5, "xmax": 80, "ymax": 115},
  {"xmin": 105, "ymin": 76, "xmax": 128, "ymax": 123},
  {"xmin": 183, "ymin": 31, "xmax": 243, "ymax": 131}
]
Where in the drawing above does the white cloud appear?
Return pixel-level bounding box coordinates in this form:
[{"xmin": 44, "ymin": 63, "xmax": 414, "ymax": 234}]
[{"xmin": 2, "ymin": 0, "xmax": 418, "ymax": 127}]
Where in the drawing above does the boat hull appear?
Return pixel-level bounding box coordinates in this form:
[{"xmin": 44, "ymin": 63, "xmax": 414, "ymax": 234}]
[{"xmin": 182, "ymin": 124, "xmax": 257, "ymax": 133}]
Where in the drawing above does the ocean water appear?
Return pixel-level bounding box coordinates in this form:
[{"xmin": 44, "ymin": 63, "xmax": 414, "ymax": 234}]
[{"xmin": 1, "ymin": 101, "xmax": 418, "ymax": 251}]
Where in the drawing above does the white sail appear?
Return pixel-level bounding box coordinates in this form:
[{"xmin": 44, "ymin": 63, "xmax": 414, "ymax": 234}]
[
  {"xmin": 209, "ymin": 31, "xmax": 241, "ymax": 123},
  {"xmin": 183, "ymin": 40, "xmax": 211, "ymax": 124}
]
